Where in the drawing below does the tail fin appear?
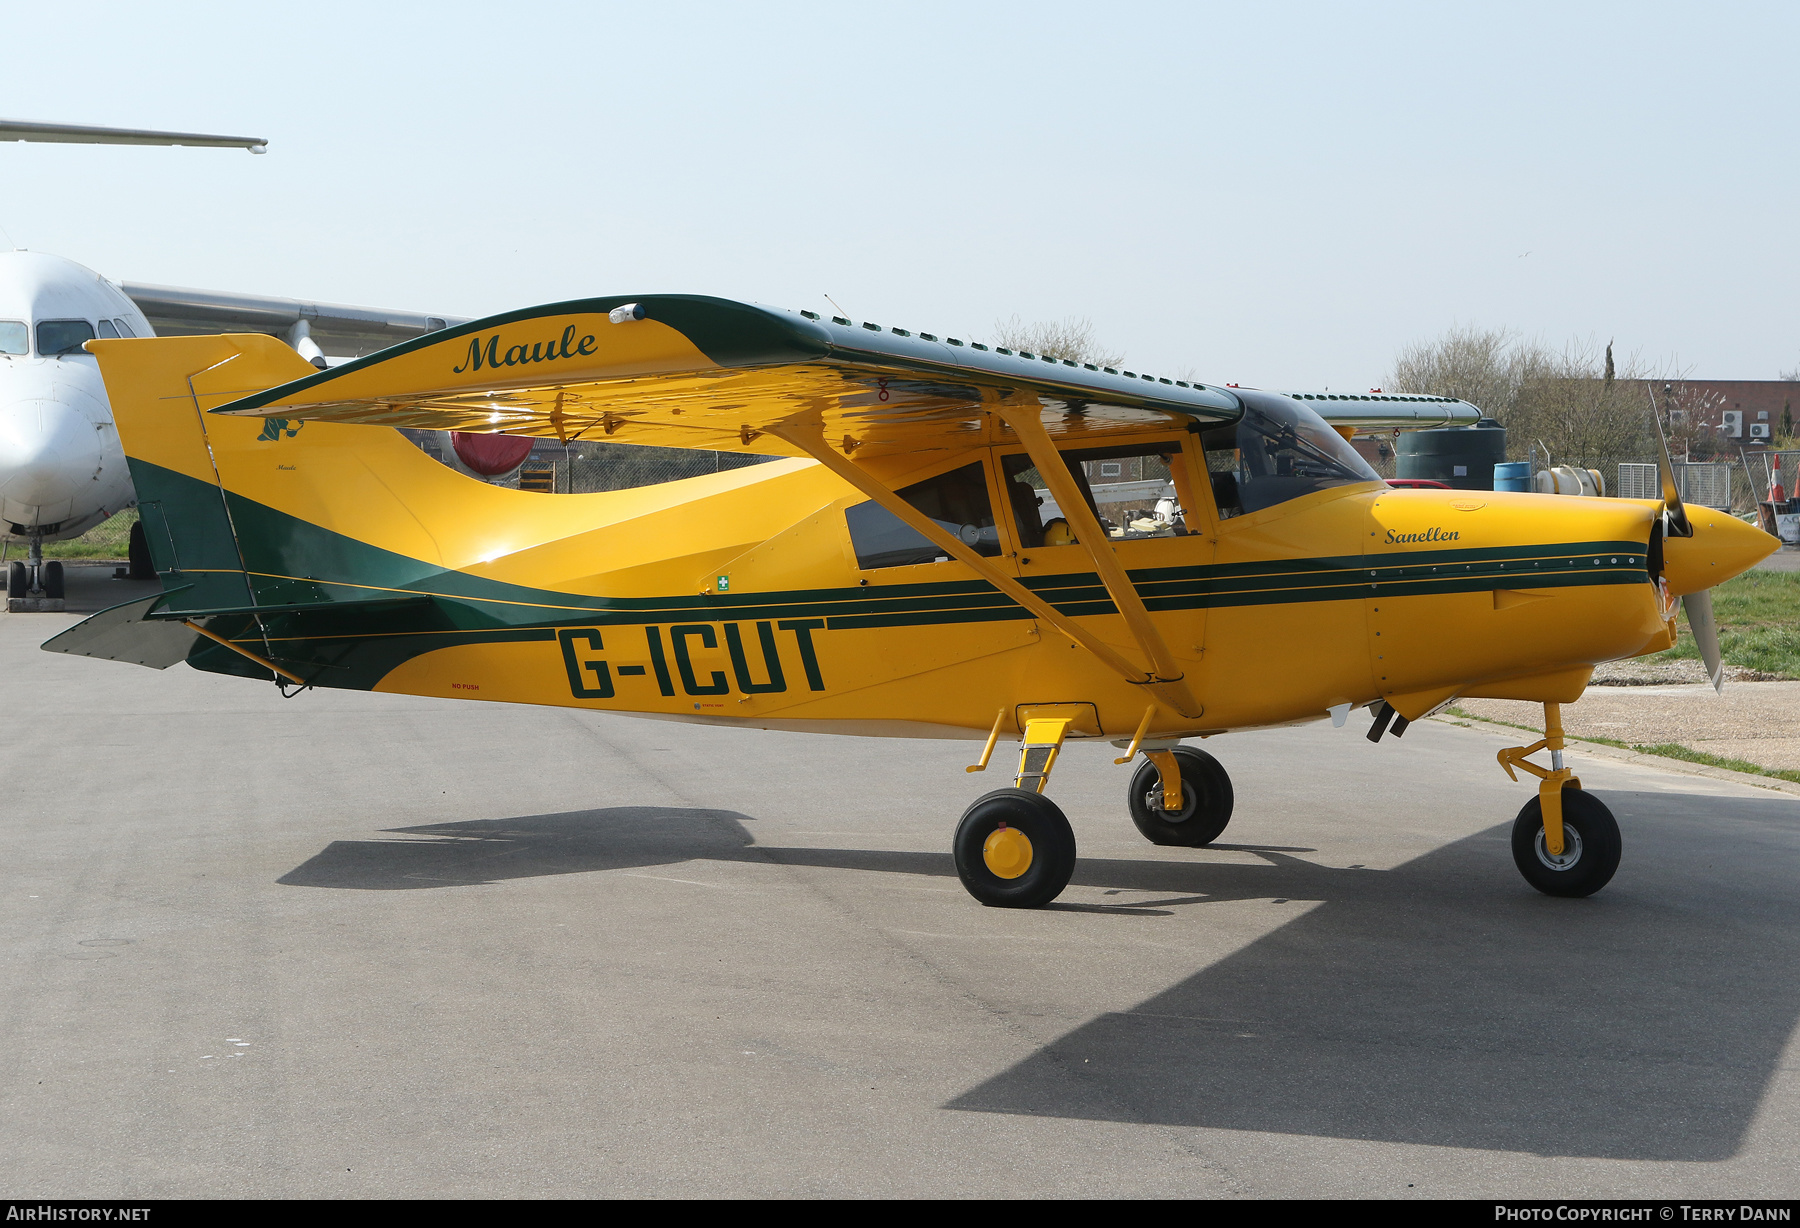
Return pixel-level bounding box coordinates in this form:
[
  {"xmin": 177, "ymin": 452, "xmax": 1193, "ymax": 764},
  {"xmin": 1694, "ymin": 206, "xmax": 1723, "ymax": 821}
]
[
  {"xmin": 89, "ymin": 333, "xmax": 317, "ymax": 616},
  {"xmin": 62, "ymin": 333, "xmax": 828, "ymax": 686},
  {"xmin": 90, "ymin": 332, "xmax": 547, "ymax": 616}
]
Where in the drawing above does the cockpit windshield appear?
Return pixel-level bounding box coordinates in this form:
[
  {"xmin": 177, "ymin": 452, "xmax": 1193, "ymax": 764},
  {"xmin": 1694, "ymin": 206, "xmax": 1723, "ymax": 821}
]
[
  {"xmin": 1202, "ymin": 391, "xmax": 1380, "ymax": 517},
  {"xmin": 36, "ymin": 319, "xmax": 95, "ymax": 356},
  {"xmin": 0, "ymin": 321, "xmax": 25, "ymax": 355}
]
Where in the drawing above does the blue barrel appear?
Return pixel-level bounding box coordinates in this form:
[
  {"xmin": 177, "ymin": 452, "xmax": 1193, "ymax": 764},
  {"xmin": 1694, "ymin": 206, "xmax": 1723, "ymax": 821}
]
[{"xmin": 1494, "ymin": 461, "xmax": 1531, "ymax": 492}]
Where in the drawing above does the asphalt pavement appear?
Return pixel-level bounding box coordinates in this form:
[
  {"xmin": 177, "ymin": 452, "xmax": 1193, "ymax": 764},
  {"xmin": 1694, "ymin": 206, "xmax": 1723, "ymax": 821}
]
[{"xmin": 3, "ymin": 566, "xmax": 1797, "ymax": 1198}]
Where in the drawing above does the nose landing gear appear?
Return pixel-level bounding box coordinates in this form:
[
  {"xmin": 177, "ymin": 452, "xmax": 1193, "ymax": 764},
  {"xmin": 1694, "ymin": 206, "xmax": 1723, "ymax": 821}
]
[
  {"xmin": 1497, "ymin": 701, "xmax": 1621, "ymax": 897},
  {"xmin": 5, "ymin": 535, "xmax": 64, "ymax": 610}
]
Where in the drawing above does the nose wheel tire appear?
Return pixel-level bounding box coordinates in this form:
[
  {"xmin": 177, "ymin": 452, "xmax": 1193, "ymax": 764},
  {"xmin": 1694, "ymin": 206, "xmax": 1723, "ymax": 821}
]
[
  {"xmin": 6, "ymin": 561, "xmax": 26, "ymax": 599},
  {"xmin": 1127, "ymin": 746, "xmax": 1233, "ymax": 846},
  {"xmin": 953, "ymin": 788, "xmax": 1077, "ymax": 908},
  {"xmin": 1511, "ymin": 785, "xmax": 1621, "ymax": 897},
  {"xmin": 41, "ymin": 561, "xmax": 63, "ymax": 600}
]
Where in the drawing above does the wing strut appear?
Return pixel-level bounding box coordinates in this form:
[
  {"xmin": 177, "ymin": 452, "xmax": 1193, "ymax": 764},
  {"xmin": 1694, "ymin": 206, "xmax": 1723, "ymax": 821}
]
[
  {"xmin": 995, "ymin": 401, "xmax": 1202, "ymax": 718},
  {"xmin": 766, "ymin": 421, "xmax": 1201, "ymax": 719}
]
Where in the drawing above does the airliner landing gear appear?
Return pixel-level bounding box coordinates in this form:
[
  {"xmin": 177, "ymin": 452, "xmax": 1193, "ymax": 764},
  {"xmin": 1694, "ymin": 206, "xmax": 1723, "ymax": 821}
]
[
  {"xmin": 126, "ymin": 518, "xmax": 155, "ymax": 580},
  {"xmin": 1498, "ymin": 701, "xmax": 1621, "ymax": 897},
  {"xmin": 1127, "ymin": 745, "xmax": 1233, "ymax": 846},
  {"xmin": 5, "ymin": 535, "xmax": 65, "ymax": 607}
]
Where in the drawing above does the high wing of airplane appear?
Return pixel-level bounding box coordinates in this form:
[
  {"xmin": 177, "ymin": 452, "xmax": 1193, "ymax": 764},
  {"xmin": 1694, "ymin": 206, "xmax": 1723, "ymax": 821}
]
[
  {"xmin": 0, "ymin": 119, "xmax": 466, "ymax": 603},
  {"xmin": 49, "ymin": 298, "xmax": 1777, "ymax": 909}
]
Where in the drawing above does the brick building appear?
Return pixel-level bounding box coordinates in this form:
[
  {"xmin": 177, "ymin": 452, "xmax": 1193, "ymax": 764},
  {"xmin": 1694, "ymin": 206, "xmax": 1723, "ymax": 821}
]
[{"xmin": 1630, "ymin": 379, "xmax": 1798, "ymax": 443}]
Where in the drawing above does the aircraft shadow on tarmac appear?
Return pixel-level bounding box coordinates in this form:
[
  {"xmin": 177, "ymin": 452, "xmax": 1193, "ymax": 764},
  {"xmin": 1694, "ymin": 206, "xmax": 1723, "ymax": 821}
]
[
  {"xmin": 279, "ymin": 789, "xmax": 1800, "ymax": 1161},
  {"xmin": 950, "ymin": 788, "xmax": 1800, "ymax": 1162},
  {"xmin": 276, "ymin": 806, "xmax": 762, "ymax": 890}
]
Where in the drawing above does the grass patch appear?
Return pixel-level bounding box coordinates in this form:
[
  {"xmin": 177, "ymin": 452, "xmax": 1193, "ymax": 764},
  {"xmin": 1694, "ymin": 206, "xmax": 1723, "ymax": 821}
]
[
  {"xmin": 1628, "ymin": 742, "xmax": 1800, "ymax": 784},
  {"xmin": 2, "ymin": 510, "xmax": 138, "ymax": 561},
  {"xmin": 1652, "ymin": 568, "xmax": 1800, "ymax": 678},
  {"xmin": 1440, "ymin": 706, "xmax": 1800, "ymax": 786}
]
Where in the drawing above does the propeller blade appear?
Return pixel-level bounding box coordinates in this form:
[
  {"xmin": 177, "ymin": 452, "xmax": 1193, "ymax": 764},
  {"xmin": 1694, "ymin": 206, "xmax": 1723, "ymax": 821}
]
[
  {"xmin": 1648, "ymin": 387, "xmax": 1693, "ymax": 538},
  {"xmin": 1682, "ymin": 589, "xmax": 1724, "ymax": 694}
]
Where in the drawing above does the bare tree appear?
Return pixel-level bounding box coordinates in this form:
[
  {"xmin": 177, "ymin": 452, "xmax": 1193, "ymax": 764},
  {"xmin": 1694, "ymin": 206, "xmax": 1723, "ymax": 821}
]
[
  {"xmin": 1386, "ymin": 325, "xmax": 1527, "ymax": 420},
  {"xmin": 1386, "ymin": 327, "xmax": 1659, "ymax": 481},
  {"xmin": 990, "ymin": 315, "xmax": 1124, "ymax": 367}
]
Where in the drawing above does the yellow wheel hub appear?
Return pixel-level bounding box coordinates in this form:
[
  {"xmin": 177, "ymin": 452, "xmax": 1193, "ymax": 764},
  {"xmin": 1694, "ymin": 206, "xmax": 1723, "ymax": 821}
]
[{"xmin": 983, "ymin": 825, "xmax": 1034, "ymax": 879}]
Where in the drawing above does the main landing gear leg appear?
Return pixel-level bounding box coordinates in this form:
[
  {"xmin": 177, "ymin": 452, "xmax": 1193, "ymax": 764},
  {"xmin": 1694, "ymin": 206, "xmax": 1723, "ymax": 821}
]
[
  {"xmin": 1497, "ymin": 701, "xmax": 1621, "ymax": 897},
  {"xmin": 952, "ymin": 712, "xmax": 1078, "ymax": 908}
]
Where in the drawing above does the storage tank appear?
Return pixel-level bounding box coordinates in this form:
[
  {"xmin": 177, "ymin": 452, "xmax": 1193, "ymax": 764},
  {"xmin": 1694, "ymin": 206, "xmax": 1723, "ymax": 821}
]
[{"xmin": 1396, "ymin": 419, "xmax": 1507, "ymax": 490}]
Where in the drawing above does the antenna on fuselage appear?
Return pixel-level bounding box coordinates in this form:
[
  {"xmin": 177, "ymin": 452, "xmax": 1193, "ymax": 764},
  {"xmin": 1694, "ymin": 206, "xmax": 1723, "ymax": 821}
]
[{"xmin": 0, "ymin": 119, "xmax": 267, "ymax": 154}]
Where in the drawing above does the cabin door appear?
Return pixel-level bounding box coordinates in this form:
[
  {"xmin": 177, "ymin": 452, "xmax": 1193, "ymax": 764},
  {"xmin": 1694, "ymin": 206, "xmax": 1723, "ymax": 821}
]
[{"xmin": 993, "ymin": 433, "xmax": 1213, "ymax": 703}]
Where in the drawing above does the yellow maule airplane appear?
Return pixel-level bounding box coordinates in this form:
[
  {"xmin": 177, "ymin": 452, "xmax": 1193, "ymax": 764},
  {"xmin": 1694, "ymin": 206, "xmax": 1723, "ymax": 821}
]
[{"xmin": 49, "ymin": 297, "xmax": 1777, "ymax": 908}]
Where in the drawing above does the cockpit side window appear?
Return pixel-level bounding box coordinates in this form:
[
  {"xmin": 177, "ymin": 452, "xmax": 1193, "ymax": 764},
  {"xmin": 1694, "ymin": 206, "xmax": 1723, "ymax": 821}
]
[
  {"xmin": 1199, "ymin": 392, "xmax": 1379, "ymax": 517},
  {"xmin": 1002, "ymin": 442, "xmax": 1192, "ymax": 546},
  {"xmin": 0, "ymin": 321, "xmax": 25, "ymax": 355},
  {"xmin": 844, "ymin": 460, "xmax": 1002, "ymax": 570},
  {"xmin": 113, "ymin": 318, "xmax": 136, "ymax": 338},
  {"xmin": 37, "ymin": 319, "xmax": 96, "ymax": 356},
  {"xmin": 96, "ymin": 319, "xmax": 120, "ymax": 339}
]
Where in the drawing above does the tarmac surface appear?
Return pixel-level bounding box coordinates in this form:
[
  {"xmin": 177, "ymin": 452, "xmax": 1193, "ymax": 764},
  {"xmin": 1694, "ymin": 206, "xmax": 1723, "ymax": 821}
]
[{"xmin": 3, "ymin": 565, "xmax": 1799, "ymax": 1198}]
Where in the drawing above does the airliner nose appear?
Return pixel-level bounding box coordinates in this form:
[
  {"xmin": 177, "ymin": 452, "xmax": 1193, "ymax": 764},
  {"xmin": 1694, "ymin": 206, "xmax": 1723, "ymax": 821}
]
[
  {"xmin": 1662, "ymin": 505, "xmax": 1780, "ymax": 596},
  {"xmin": 0, "ymin": 397, "xmax": 100, "ymax": 522}
]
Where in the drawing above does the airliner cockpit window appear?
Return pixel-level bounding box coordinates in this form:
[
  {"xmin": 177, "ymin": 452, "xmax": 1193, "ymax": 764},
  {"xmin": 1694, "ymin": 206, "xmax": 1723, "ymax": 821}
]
[
  {"xmin": 96, "ymin": 319, "xmax": 120, "ymax": 339},
  {"xmin": 37, "ymin": 319, "xmax": 95, "ymax": 356},
  {"xmin": 0, "ymin": 321, "xmax": 25, "ymax": 355},
  {"xmin": 1201, "ymin": 391, "xmax": 1380, "ymax": 517}
]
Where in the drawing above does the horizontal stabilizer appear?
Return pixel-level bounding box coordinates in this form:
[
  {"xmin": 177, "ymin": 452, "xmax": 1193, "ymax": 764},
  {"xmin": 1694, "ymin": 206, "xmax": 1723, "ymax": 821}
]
[{"xmin": 41, "ymin": 594, "xmax": 199, "ymax": 670}]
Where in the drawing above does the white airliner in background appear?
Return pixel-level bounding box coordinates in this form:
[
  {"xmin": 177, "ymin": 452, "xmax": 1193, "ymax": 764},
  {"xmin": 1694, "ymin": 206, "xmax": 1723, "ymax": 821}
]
[{"xmin": 0, "ymin": 118, "xmax": 466, "ymax": 600}]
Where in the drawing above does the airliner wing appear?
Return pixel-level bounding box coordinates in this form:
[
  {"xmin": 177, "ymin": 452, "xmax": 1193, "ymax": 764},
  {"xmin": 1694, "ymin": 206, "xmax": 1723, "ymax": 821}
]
[
  {"xmin": 0, "ymin": 118, "xmax": 266, "ymax": 152},
  {"xmin": 122, "ymin": 284, "xmax": 469, "ymax": 358}
]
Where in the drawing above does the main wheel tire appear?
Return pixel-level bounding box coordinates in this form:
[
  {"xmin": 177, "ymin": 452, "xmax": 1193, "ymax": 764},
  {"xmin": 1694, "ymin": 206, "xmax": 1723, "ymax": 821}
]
[
  {"xmin": 6, "ymin": 561, "xmax": 25, "ymax": 599},
  {"xmin": 127, "ymin": 519, "xmax": 155, "ymax": 580},
  {"xmin": 1128, "ymin": 746, "xmax": 1234, "ymax": 846},
  {"xmin": 1511, "ymin": 785, "xmax": 1621, "ymax": 898},
  {"xmin": 953, "ymin": 788, "xmax": 1077, "ymax": 908},
  {"xmin": 41, "ymin": 560, "xmax": 63, "ymax": 600}
]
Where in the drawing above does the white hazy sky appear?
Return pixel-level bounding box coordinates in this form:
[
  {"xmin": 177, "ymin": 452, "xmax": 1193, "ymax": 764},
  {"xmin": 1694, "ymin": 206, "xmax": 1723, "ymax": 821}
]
[{"xmin": 1, "ymin": 1, "xmax": 1793, "ymax": 388}]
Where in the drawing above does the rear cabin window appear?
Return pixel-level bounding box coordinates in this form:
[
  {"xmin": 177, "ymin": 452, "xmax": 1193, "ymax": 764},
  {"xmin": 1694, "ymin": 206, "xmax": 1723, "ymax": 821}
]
[
  {"xmin": 1202, "ymin": 392, "xmax": 1379, "ymax": 518},
  {"xmin": 844, "ymin": 461, "xmax": 1001, "ymax": 569},
  {"xmin": 36, "ymin": 319, "xmax": 95, "ymax": 356},
  {"xmin": 1001, "ymin": 443, "xmax": 1189, "ymax": 547},
  {"xmin": 0, "ymin": 321, "xmax": 24, "ymax": 354}
]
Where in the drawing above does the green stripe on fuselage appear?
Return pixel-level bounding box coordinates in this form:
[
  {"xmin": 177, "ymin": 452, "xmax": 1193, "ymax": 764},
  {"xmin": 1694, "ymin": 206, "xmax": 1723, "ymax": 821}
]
[{"xmin": 136, "ymin": 461, "xmax": 1649, "ymax": 688}]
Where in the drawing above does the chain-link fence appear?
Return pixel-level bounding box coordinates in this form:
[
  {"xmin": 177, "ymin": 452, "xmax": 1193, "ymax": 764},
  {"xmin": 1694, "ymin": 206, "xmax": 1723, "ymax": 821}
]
[
  {"xmin": 556, "ymin": 443, "xmax": 774, "ymax": 494},
  {"xmin": 405, "ymin": 432, "xmax": 775, "ymax": 494},
  {"xmin": 12, "ymin": 509, "xmax": 139, "ymax": 561}
]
